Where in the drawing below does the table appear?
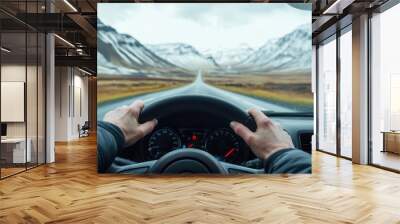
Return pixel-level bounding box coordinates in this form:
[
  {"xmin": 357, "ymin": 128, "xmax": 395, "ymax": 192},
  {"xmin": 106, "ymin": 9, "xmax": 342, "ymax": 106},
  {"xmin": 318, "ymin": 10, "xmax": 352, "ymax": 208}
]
[
  {"xmin": 1, "ymin": 138, "xmax": 31, "ymax": 164},
  {"xmin": 382, "ymin": 131, "xmax": 400, "ymax": 154}
]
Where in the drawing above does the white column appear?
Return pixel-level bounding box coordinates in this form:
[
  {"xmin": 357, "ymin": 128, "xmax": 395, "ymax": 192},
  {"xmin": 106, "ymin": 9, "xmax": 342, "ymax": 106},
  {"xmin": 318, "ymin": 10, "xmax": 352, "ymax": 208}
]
[
  {"xmin": 46, "ymin": 33, "xmax": 55, "ymax": 163},
  {"xmin": 45, "ymin": 0, "xmax": 56, "ymax": 163},
  {"xmin": 352, "ymin": 14, "xmax": 369, "ymax": 164}
]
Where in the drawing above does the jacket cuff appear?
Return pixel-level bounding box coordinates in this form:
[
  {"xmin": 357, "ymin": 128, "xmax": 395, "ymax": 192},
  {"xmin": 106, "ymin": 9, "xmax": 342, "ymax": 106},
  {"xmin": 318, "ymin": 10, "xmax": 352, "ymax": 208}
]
[
  {"xmin": 264, "ymin": 148, "xmax": 295, "ymax": 172},
  {"xmin": 98, "ymin": 121, "xmax": 126, "ymax": 149}
]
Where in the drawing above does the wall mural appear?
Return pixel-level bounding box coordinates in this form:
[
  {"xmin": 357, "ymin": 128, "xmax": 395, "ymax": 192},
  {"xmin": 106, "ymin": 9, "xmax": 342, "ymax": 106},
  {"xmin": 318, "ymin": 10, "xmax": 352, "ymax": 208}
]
[{"xmin": 97, "ymin": 3, "xmax": 313, "ymax": 175}]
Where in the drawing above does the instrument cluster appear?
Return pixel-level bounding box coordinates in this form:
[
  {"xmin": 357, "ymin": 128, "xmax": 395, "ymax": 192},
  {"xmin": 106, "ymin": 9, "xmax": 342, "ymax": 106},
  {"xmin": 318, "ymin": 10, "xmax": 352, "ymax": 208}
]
[{"xmin": 147, "ymin": 127, "xmax": 247, "ymax": 164}]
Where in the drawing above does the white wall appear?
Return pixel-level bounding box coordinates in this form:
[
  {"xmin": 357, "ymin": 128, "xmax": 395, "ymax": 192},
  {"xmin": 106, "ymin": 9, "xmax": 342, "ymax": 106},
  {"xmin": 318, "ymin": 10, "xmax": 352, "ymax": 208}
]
[
  {"xmin": 55, "ymin": 67, "xmax": 69, "ymax": 141},
  {"xmin": 74, "ymin": 73, "xmax": 89, "ymax": 136},
  {"xmin": 1, "ymin": 65, "xmax": 36, "ymax": 139},
  {"xmin": 1, "ymin": 63, "xmax": 46, "ymax": 164},
  {"xmin": 54, "ymin": 67, "xmax": 89, "ymax": 141},
  {"xmin": 1, "ymin": 65, "xmax": 26, "ymax": 141}
]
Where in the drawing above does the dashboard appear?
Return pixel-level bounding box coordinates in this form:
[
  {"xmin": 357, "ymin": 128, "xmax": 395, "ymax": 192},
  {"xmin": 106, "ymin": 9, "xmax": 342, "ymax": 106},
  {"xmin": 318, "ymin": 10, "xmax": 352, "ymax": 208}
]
[
  {"xmin": 118, "ymin": 111, "xmax": 313, "ymax": 169},
  {"xmin": 147, "ymin": 127, "xmax": 247, "ymax": 164}
]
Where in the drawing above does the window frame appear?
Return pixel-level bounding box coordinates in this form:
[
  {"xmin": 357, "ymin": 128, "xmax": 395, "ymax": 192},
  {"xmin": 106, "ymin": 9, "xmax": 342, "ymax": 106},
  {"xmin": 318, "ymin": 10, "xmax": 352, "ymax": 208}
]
[
  {"xmin": 368, "ymin": 1, "xmax": 400, "ymax": 173},
  {"xmin": 315, "ymin": 23, "xmax": 353, "ymax": 161}
]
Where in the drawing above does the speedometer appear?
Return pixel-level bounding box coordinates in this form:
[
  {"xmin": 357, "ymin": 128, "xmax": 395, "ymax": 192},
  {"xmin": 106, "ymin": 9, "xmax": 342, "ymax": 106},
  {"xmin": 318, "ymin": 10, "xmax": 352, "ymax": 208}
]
[
  {"xmin": 148, "ymin": 128, "xmax": 181, "ymax": 159},
  {"xmin": 205, "ymin": 128, "xmax": 241, "ymax": 164}
]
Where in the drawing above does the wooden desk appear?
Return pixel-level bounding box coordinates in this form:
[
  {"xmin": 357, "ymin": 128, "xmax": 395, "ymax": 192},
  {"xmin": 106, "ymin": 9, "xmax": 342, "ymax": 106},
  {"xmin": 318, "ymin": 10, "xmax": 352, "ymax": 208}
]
[
  {"xmin": 1, "ymin": 138, "xmax": 31, "ymax": 164},
  {"xmin": 382, "ymin": 131, "xmax": 400, "ymax": 154}
]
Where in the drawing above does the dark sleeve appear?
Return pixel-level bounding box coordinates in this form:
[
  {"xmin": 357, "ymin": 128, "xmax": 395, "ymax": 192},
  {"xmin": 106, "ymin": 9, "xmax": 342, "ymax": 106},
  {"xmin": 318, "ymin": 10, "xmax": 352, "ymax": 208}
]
[
  {"xmin": 97, "ymin": 121, "xmax": 125, "ymax": 173},
  {"xmin": 264, "ymin": 148, "xmax": 311, "ymax": 174}
]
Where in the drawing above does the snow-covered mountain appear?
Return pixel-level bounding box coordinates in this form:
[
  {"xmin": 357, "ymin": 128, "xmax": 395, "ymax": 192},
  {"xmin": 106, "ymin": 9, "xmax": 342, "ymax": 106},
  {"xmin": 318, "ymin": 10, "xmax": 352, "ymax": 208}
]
[
  {"xmin": 97, "ymin": 20, "xmax": 183, "ymax": 75},
  {"xmin": 146, "ymin": 43, "xmax": 220, "ymax": 71},
  {"xmin": 202, "ymin": 44, "xmax": 254, "ymax": 68},
  {"xmin": 97, "ymin": 51, "xmax": 139, "ymax": 75},
  {"xmin": 97, "ymin": 20, "xmax": 311, "ymax": 76},
  {"xmin": 236, "ymin": 24, "xmax": 312, "ymax": 73}
]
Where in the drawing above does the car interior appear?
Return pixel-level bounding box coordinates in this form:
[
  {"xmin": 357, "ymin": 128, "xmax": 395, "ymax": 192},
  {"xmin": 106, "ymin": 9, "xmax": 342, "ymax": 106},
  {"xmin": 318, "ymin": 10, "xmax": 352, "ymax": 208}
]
[{"xmin": 112, "ymin": 95, "xmax": 313, "ymax": 174}]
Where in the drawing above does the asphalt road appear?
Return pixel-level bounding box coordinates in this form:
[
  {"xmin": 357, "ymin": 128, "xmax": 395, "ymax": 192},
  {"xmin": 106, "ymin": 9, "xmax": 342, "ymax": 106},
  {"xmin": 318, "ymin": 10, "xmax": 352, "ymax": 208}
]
[{"xmin": 98, "ymin": 72, "xmax": 295, "ymax": 120}]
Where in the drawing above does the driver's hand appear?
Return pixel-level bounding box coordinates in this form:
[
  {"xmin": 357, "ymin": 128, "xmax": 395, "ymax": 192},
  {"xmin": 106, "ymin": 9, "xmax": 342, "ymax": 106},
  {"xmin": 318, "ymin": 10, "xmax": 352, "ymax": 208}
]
[
  {"xmin": 104, "ymin": 100, "xmax": 157, "ymax": 147},
  {"xmin": 230, "ymin": 108, "xmax": 294, "ymax": 160}
]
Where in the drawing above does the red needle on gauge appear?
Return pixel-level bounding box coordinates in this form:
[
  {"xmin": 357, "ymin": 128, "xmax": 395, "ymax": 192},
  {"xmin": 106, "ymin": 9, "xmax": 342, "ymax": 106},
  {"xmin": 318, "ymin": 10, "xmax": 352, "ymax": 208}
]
[{"xmin": 224, "ymin": 148, "xmax": 236, "ymax": 158}]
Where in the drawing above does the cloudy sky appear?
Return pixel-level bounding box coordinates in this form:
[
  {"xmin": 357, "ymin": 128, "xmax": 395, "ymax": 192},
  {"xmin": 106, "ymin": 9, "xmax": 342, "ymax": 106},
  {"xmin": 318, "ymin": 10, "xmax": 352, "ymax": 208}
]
[{"xmin": 98, "ymin": 3, "xmax": 311, "ymax": 51}]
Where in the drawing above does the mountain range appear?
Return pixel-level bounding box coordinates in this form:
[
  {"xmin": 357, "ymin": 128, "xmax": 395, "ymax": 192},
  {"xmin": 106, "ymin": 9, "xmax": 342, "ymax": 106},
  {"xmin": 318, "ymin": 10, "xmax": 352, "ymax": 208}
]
[
  {"xmin": 146, "ymin": 43, "xmax": 219, "ymax": 71},
  {"xmin": 202, "ymin": 44, "xmax": 254, "ymax": 69},
  {"xmin": 235, "ymin": 24, "xmax": 312, "ymax": 73},
  {"xmin": 97, "ymin": 20, "xmax": 187, "ymax": 76},
  {"xmin": 97, "ymin": 20, "xmax": 311, "ymax": 76}
]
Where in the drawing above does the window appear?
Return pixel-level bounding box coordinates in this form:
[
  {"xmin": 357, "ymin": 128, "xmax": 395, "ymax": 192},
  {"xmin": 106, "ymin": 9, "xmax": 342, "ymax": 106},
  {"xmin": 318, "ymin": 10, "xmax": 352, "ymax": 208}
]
[
  {"xmin": 371, "ymin": 3, "xmax": 400, "ymax": 171},
  {"xmin": 317, "ymin": 36, "xmax": 337, "ymax": 154},
  {"xmin": 339, "ymin": 28, "xmax": 352, "ymax": 158}
]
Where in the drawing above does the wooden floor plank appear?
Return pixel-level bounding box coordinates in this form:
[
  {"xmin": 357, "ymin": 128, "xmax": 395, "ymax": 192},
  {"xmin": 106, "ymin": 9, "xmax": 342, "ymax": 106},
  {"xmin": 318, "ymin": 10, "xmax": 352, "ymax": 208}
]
[{"xmin": 0, "ymin": 135, "xmax": 400, "ymax": 223}]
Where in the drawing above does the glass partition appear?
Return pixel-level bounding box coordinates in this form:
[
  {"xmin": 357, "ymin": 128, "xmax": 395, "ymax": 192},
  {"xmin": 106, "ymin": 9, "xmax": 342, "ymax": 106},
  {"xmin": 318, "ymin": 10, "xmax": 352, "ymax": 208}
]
[
  {"xmin": 1, "ymin": 31, "xmax": 27, "ymax": 177},
  {"xmin": 27, "ymin": 31, "xmax": 38, "ymax": 169},
  {"xmin": 0, "ymin": 1, "xmax": 46, "ymax": 179},
  {"xmin": 38, "ymin": 32, "xmax": 45, "ymax": 165}
]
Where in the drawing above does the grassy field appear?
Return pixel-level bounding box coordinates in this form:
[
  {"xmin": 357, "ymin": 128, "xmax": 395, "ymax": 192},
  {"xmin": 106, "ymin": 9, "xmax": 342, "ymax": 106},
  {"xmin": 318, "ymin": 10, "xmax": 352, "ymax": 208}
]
[
  {"xmin": 97, "ymin": 76, "xmax": 192, "ymax": 104},
  {"xmin": 203, "ymin": 73, "xmax": 313, "ymax": 109}
]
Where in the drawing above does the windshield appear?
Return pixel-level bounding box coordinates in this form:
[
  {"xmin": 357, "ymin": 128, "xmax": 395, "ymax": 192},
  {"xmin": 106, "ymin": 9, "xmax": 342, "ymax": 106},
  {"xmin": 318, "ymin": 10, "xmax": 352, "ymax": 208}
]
[{"xmin": 97, "ymin": 3, "xmax": 313, "ymax": 119}]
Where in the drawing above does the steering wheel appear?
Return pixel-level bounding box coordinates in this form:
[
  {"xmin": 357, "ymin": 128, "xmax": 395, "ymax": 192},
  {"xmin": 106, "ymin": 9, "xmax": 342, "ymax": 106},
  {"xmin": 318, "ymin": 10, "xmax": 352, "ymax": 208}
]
[
  {"xmin": 112, "ymin": 95, "xmax": 260, "ymax": 174},
  {"xmin": 149, "ymin": 148, "xmax": 227, "ymax": 174},
  {"xmin": 138, "ymin": 95, "xmax": 254, "ymax": 127}
]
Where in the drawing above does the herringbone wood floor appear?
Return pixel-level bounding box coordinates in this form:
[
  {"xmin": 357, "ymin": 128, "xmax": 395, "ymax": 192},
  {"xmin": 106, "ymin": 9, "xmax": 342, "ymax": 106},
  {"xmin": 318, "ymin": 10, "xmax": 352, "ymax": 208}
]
[{"xmin": 1, "ymin": 135, "xmax": 400, "ymax": 224}]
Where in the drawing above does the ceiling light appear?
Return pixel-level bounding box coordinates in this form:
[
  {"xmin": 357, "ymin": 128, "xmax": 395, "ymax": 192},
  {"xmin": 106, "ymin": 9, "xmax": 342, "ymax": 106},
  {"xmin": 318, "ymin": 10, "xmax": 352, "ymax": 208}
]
[
  {"xmin": 1, "ymin": 47, "xmax": 11, "ymax": 53},
  {"xmin": 63, "ymin": 0, "xmax": 78, "ymax": 12},
  {"xmin": 322, "ymin": 0, "xmax": 354, "ymax": 15},
  {"xmin": 78, "ymin": 67, "xmax": 92, "ymax": 76},
  {"xmin": 54, "ymin": 34, "xmax": 75, "ymax": 48},
  {"xmin": 76, "ymin": 48, "xmax": 84, "ymax": 55}
]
